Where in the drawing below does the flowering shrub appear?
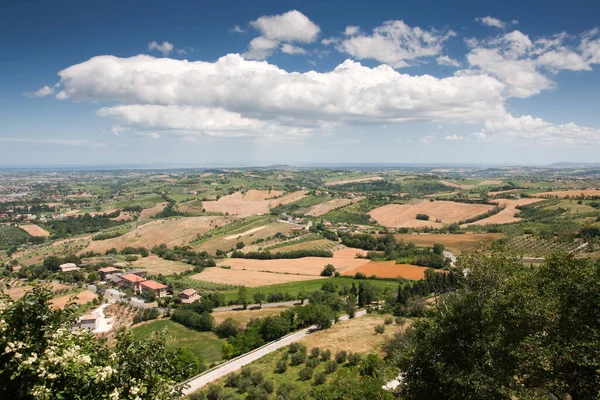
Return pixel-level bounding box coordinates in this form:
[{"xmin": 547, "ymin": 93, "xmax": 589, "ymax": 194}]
[{"xmin": 0, "ymin": 285, "xmax": 192, "ymax": 399}]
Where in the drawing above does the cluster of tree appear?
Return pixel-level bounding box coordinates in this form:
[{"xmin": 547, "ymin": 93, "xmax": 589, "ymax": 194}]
[
  {"xmin": 132, "ymin": 307, "xmax": 161, "ymax": 324},
  {"xmin": 415, "ymin": 213, "xmax": 430, "ymax": 221},
  {"xmin": 0, "ymin": 225, "xmax": 36, "ymax": 252},
  {"xmin": 222, "ymin": 303, "xmax": 338, "ymax": 359},
  {"xmin": 42, "ymin": 254, "xmax": 82, "ymax": 271},
  {"xmin": 122, "ymin": 205, "xmax": 143, "ymax": 212},
  {"xmin": 457, "ymin": 204, "xmax": 505, "ymax": 224},
  {"xmin": 91, "ymin": 229, "xmax": 127, "ymax": 241},
  {"xmin": 394, "ymin": 268, "xmax": 458, "ymax": 316},
  {"xmin": 0, "ymin": 286, "xmax": 197, "ymax": 399},
  {"xmin": 230, "ymin": 249, "xmax": 333, "ymax": 259},
  {"xmin": 42, "ymin": 213, "xmax": 123, "ymax": 238},
  {"xmin": 151, "ymin": 244, "xmax": 216, "ymax": 269},
  {"xmin": 320, "ymin": 209, "xmax": 373, "ymax": 225},
  {"xmin": 171, "ymin": 308, "xmax": 215, "ymax": 331},
  {"xmin": 516, "ymin": 202, "xmax": 567, "ymax": 221},
  {"xmin": 341, "ymin": 233, "xmax": 450, "ymax": 269},
  {"xmin": 385, "ymin": 251, "xmax": 600, "ymax": 399}
]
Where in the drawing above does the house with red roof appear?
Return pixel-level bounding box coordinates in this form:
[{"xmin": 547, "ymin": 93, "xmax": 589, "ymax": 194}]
[{"xmin": 140, "ymin": 280, "xmax": 168, "ymax": 298}]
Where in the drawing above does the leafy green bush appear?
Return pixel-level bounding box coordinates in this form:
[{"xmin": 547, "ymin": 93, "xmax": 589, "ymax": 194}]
[
  {"xmin": 298, "ymin": 367, "xmax": 314, "ymax": 381},
  {"xmin": 335, "ymin": 350, "xmax": 347, "ymax": 364}
]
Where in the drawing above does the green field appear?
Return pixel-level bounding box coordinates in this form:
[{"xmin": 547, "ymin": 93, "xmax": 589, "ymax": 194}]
[
  {"xmin": 221, "ymin": 277, "xmax": 402, "ymax": 302},
  {"xmin": 131, "ymin": 319, "xmax": 224, "ymax": 364}
]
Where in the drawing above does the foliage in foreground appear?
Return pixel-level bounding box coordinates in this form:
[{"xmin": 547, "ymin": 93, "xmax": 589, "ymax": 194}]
[
  {"xmin": 0, "ymin": 286, "xmax": 194, "ymax": 399},
  {"xmin": 388, "ymin": 251, "xmax": 600, "ymax": 399}
]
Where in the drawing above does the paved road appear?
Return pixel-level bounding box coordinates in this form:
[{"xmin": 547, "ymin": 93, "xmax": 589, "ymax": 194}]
[
  {"xmin": 212, "ymin": 300, "xmax": 304, "ymax": 312},
  {"xmin": 182, "ymin": 309, "xmax": 366, "ymax": 396}
]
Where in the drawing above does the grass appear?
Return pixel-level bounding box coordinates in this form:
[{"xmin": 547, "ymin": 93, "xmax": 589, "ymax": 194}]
[
  {"xmin": 131, "ymin": 319, "xmax": 224, "ymax": 364},
  {"xmin": 220, "ymin": 277, "xmax": 401, "ymax": 302}
]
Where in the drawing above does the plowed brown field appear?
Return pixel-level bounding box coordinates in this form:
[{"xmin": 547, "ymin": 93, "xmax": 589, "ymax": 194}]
[
  {"xmin": 242, "ymin": 190, "xmax": 284, "ymax": 201},
  {"xmin": 343, "ymin": 260, "xmax": 440, "ymax": 280}
]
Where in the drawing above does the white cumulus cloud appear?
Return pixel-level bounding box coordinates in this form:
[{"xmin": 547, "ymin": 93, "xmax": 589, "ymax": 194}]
[
  {"xmin": 444, "ymin": 134, "xmax": 464, "ymax": 141},
  {"xmin": 476, "ymin": 16, "xmax": 506, "ymax": 29},
  {"xmin": 243, "ymin": 10, "xmax": 320, "ymax": 59},
  {"xmin": 436, "ymin": 55, "xmax": 461, "ymax": 67},
  {"xmin": 147, "ymin": 41, "xmax": 174, "ymax": 56},
  {"xmin": 333, "ymin": 20, "xmax": 456, "ymax": 68},
  {"xmin": 281, "ymin": 44, "xmax": 307, "ymax": 55}
]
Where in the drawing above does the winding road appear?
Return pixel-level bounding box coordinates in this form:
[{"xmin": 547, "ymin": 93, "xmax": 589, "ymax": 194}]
[{"xmin": 181, "ymin": 309, "xmax": 367, "ymax": 396}]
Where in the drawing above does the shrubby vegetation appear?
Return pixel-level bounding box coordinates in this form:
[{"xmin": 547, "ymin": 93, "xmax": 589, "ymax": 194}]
[
  {"xmin": 151, "ymin": 243, "xmax": 216, "ymax": 269},
  {"xmin": 42, "ymin": 212, "xmax": 123, "ymax": 238},
  {"xmin": 0, "ymin": 286, "xmax": 194, "ymax": 399},
  {"xmin": 386, "ymin": 251, "xmax": 600, "ymax": 399},
  {"xmin": 341, "ymin": 233, "xmax": 451, "ymax": 268},
  {"xmin": 231, "ymin": 249, "xmax": 333, "ymax": 259}
]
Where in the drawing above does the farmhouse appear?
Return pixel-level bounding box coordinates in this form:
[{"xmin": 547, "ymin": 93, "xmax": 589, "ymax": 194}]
[
  {"xmin": 59, "ymin": 263, "xmax": 80, "ymax": 273},
  {"xmin": 98, "ymin": 266, "xmax": 118, "ymax": 280},
  {"xmin": 179, "ymin": 288, "xmax": 200, "ymax": 304},
  {"xmin": 120, "ymin": 273, "xmax": 146, "ymax": 293},
  {"xmin": 291, "ymin": 225, "xmax": 303, "ymax": 232},
  {"xmin": 75, "ymin": 313, "xmax": 98, "ymax": 331},
  {"xmin": 140, "ymin": 280, "xmax": 168, "ymax": 298}
]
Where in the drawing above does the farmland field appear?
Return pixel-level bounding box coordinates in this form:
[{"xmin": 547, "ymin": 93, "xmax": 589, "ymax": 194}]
[
  {"xmin": 324, "ymin": 176, "xmax": 383, "ymax": 186},
  {"xmin": 268, "ymin": 239, "xmax": 335, "ymax": 253},
  {"xmin": 83, "ymin": 216, "xmax": 228, "ymax": 253},
  {"xmin": 18, "ymin": 224, "xmax": 50, "ymax": 237},
  {"xmin": 343, "ymin": 260, "xmax": 441, "ymax": 280},
  {"xmin": 131, "ymin": 256, "xmax": 192, "ymax": 275},
  {"xmin": 463, "ymin": 198, "xmax": 543, "ymax": 226},
  {"xmin": 202, "ymin": 191, "xmax": 306, "ymax": 217},
  {"xmin": 131, "ymin": 319, "xmax": 224, "ymax": 364},
  {"xmin": 139, "ymin": 202, "xmax": 168, "ymax": 219},
  {"xmin": 394, "ymin": 233, "xmax": 503, "ymax": 252},
  {"xmin": 533, "ymin": 189, "xmax": 600, "ymax": 198},
  {"xmin": 49, "ymin": 290, "xmax": 97, "ymax": 309},
  {"xmin": 220, "ymin": 276, "xmax": 401, "ymax": 302},
  {"xmin": 305, "ymin": 196, "xmax": 365, "ymax": 217},
  {"xmin": 369, "ymin": 200, "xmax": 494, "ymax": 228},
  {"xmin": 242, "ymin": 189, "xmax": 284, "ymax": 201},
  {"xmin": 191, "ymin": 267, "xmax": 326, "ymax": 287},
  {"xmin": 299, "ymin": 314, "xmax": 406, "ymax": 355},
  {"xmin": 217, "ymin": 255, "xmax": 371, "ymax": 276},
  {"xmin": 212, "ymin": 306, "xmax": 292, "ymax": 327}
]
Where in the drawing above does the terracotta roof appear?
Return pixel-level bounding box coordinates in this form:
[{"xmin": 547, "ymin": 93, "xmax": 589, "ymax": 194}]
[
  {"xmin": 140, "ymin": 280, "xmax": 167, "ymax": 290},
  {"xmin": 98, "ymin": 267, "xmax": 118, "ymax": 273},
  {"xmin": 120, "ymin": 273, "xmax": 146, "ymax": 283},
  {"xmin": 181, "ymin": 288, "xmax": 197, "ymax": 296}
]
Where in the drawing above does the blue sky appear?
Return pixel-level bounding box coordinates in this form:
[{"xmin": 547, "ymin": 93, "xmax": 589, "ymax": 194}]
[{"xmin": 1, "ymin": 0, "xmax": 600, "ymax": 166}]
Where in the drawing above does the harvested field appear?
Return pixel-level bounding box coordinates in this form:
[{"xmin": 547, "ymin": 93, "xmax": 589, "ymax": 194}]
[
  {"xmin": 306, "ymin": 196, "xmax": 365, "ymax": 217},
  {"xmin": 111, "ymin": 211, "xmax": 135, "ymax": 221},
  {"xmin": 243, "ymin": 190, "xmax": 284, "ymax": 201},
  {"xmin": 2, "ymin": 281, "xmax": 71, "ymax": 300},
  {"xmin": 480, "ymin": 180, "xmax": 503, "ymax": 185},
  {"xmin": 533, "ymin": 189, "xmax": 600, "ymax": 198},
  {"xmin": 299, "ymin": 314, "xmax": 406, "ymax": 355},
  {"xmin": 191, "ymin": 268, "xmax": 326, "ymax": 287},
  {"xmin": 132, "ymin": 256, "xmax": 192, "ymax": 275},
  {"xmin": 221, "ymin": 256, "xmax": 370, "ymax": 276},
  {"xmin": 139, "ymin": 202, "xmax": 168, "ymax": 219},
  {"xmin": 50, "ymin": 290, "xmax": 97, "ymax": 309},
  {"xmin": 343, "ymin": 260, "xmax": 440, "ymax": 280},
  {"xmin": 324, "ymin": 177, "xmax": 383, "ymax": 186},
  {"xmin": 212, "ymin": 306, "xmax": 291, "ymax": 327},
  {"xmin": 438, "ymin": 180, "xmax": 473, "ymax": 189},
  {"xmin": 202, "ymin": 191, "xmax": 306, "ymax": 217},
  {"xmin": 464, "ymin": 198, "xmax": 543, "ymax": 226},
  {"xmin": 83, "ymin": 216, "xmax": 228, "ymax": 254},
  {"xmin": 18, "ymin": 224, "xmax": 49, "ymax": 237},
  {"xmin": 394, "ymin": 233, "xmax": 503, "ymax": 252},
  {"xmin": 369, "ymin": 201, "xmax": 494, "ymax": 228},
  {"xmin": 332, "ymin": 246, "xmax": 368, "ymax": 258}
]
